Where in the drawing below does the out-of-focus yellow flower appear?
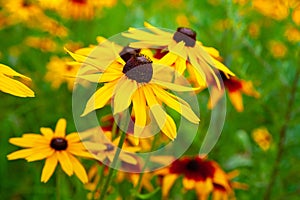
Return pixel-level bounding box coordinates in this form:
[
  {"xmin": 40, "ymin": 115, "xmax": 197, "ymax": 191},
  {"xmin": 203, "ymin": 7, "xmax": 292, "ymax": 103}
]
[
  {"xmin": 24, "ymin": 36, "xmax": 57, "ymax": 52},
  {"xmin": 0, "ymin": 64, "xmax": 34, "ymax": 97},
  {"xmin": 285, "ymin": 26, "xmax": 300, "ymax": 42},
  {"xmin": 176, "ymin": 14, "xmax": 190, "ymax": 27},
  {"xmin": 252, "ymin": 0, "xmax": 289, "ymax": 20},
  {"xmin": 248, "ymin": 22, "xmax": 260, "ymax": 38},
  {"xmin": 45, "ymin": 56, "xmax": 81, "ymax": 90},
  {"xmin": 252, "ymin": 127, "xmax": 272, "ymax": 151},
  {"xmin": 156, "ymin": 156, "xmax": 247, "ymax": 200},
  {"xmin": 214, "ymin": 19, "xmax": 232, "ymax": 31},
  {"xmin": 7, "ymin": 118, "xmax": 93, "ymax": 183},
  {"xmin": 208, "ymin": 72, "xmax": 260, "ymax": 112},
  {"xmin": 233, "ymin": 0, "xmax": 248, "ymax": 5},
  {"xmin": 292, "ymin": 4, "xmax": 300, "ymax": 25},
  {"xmin": 269, "ymin": 40, "xmax": 287, "ymax": 58}
]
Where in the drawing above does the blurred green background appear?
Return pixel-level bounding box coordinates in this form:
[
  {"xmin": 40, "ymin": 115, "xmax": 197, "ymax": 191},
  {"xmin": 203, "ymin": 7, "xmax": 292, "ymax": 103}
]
[{"xmin": 1, "ymin": 0, "xmax": 300, "ymax": 199}]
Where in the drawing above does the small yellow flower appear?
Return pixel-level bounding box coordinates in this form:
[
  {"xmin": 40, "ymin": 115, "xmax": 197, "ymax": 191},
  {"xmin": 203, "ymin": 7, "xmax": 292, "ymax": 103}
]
[
  {"xmin": 248, "ymin": 22, "xmax": 260, "ymax": 38},
  {"xmin": 45, "ymin": 56, "xmax": 82, "ymax": 90},
  {"xmin": 7, "ymin": 118, "xmax": 93, "ymax": 183},
  {"xmin": 0, "ymin": 64, "xmax": 34, "ymax": 97},
  {"xmin": 252, "ymin": 0, "xmax": 289, "ymax": 20},
  {"xmin": 252, "ymin": 127, "xmax": 272, "ymax": 151},
  {"xmin": 284, "ymin": 26, "xmax": 300, "ymax": 43},
  {"xmin": 24, "ymin": 36, "xmax": 57, "ymax": 52},
  {"xmin": 269, "ymin": 40, "xmax": 287, "ymax": 58}
]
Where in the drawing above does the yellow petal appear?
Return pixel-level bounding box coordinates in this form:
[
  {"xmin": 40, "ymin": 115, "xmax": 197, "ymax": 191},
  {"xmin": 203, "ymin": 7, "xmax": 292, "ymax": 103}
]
[
  {"xmin": 0, "ymin": 74, "xmax": 34, "ymax": 97},
  {"xmin": 9, "ymin": 137, "xmax": 39, "ymax": 148},
  {"xmin": 40, "ymin": 127, "xmax": 54, "ymax": 140},
  {"xmin": 228, "ymin": 91, "xmax": 244, "ymax": 112},
  {"xmin": 183, "ymin": 178, "xmax": 196, "ymax": 190},
  {"xmin": 68, "ymin": 154, "xmax": 88, "ymax": 183},
  {"xmin": 132, "ymin": 88, "xmax": 147, "ymax": 136},
  {"xmin": 157, "ymin": 52, "xmax": 178, "ymax": 66},
  {"xmin": 113, "ymin": 77, "xmax": 137, "ymax": 115},
  {"xmin": 143, "ymin": 86, "xmax": 177, "ymax": 140},
  {"xmin": 54, "ymin": 118, "xmax": 67, "ymax": 137},
  {"xmin": 7, "ymin": 149, "xmax": 33, "ymax": 160},
  {"xmin": 152, "ymin": 85, "xmax": 199, "ymax": 124},
  {"xmin": 120, "ymin": 153, "xmax": 138, "ymax": 165},
  {"xmin": 162, "ymin": 174, "xmax": 178, "ymax": 197},
  {"xmin": 207, "ymin": 86, "xmax": 225, "ymax": 109},
  {"xmin": 41, "ymin": 154, "xmax": 58, "ymax": 183},
  {"xmin": 57, "ymin": 151, "xmax": 73, "ymax": 176},
  {"xmin": 26, "ymin": 148, "xmax": 54, "ymax": 162},
  {"xmin": 81, "ymin": 79, "xmax": 117, "ymax": 116},
  {"xmin": 65, "ymin": 132, "xmax": 80, "ymax": 143},
  {"xmin": 151, "ymin": 79, "xmax": 199, "ymax": 92}
]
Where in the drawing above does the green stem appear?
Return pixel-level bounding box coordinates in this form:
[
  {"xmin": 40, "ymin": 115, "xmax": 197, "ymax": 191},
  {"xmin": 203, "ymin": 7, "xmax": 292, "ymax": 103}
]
[
  {"xmin": 132, "ymin": 134, "xmax": 159, "ymax": 198},
  {"xmin": 56, "ymin": 167, "xmax": 62, "ymax": 200},
  {"xmin": 92, "ymin": 165, "xmax": 104, "ymax": 200},
  {"xmin": 263, "ymin": 67, "xmax": 300, "ymax": 200},
  {"xmin": 99, "ymin": 128, "xmax": 127, "ymax": 200}
]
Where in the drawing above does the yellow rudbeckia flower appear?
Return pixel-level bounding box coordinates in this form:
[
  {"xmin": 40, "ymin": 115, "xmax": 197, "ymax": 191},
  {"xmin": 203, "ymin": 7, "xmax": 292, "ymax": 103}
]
[
  {"xmin": 122, "ymin": 22, "xmax": 234, "ymax": 88},
  {"xmin": 7, "ymin": 118, "xmax": 94, "ymax": 183},
  {"xmin": 67, "ymin": 39, "xmax": 200, "ymax": 140},
  {"xmin": 0, "ymin": 64, "xmax": 34, "ymax": 97}
]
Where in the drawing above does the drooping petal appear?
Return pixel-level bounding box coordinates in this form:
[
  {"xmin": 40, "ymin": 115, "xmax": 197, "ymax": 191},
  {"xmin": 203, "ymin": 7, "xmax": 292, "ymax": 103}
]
[
  {"xmin": 57, "ymin": 151, "xmax": 73, "ymax": 176},
  {"xmin": 54, "ymin": 118, "xmax": 67, "ymax": 137},
  {"xmin": 120, "ymin": 153, "xmax": 138, "ymax": 165},
  {"xmin": 151, "ymin": 78, "xmax": 199, "ymax": 92},
  {"xmin": 68, "ymin": 154, "xmax": 88, "ymax": 183},
  {"xmin": 132, "ymin": 88, "xmax": 147, "ymax": 136},
  {"xmin": 207, "ymin": 86, "xmax": 225, "ymax": 109},
  {"xmin": 41, "ymin": 154, "xmax": 58, "ymax": 183},
  {"xmin": 81, "ymin": 79, "xmax": 118, "ymax": 116},
  {"xmin": 113, "ymin": 77, "xmax": 138, "ymax": 115},
  {"xmin": 143, "ymin": 86, "xmax": 177, "ymax": 140},
  {"xmin": 152, "ymin": 85, "xmax": 199, "ymax": 124}
]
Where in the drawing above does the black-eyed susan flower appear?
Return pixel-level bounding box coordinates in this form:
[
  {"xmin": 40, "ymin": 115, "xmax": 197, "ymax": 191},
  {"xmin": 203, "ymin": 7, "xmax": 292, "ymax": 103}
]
[
  {"xmin": 122, "ymin": 22, "xmax": 234, "ymax": 88},
  {"xmin": 252, "ymin": 0, "xmax": 290, "ymax": 20},
  {"xmin": 7, "ymin": 118, "xmax": 94, "ymax": 183},
  {"xmin": 156, "ymin": 156, "xmax": 244, "ymax": 200},
  {"xmin": 208, "ymin": 71, "xmax": 260, "ymax": 112},
  {"xmin": 0, "ymin": 64, "xmax": 34, "ymax": 97},
  {"xmin": 252, "ymin": 127, "xmax": 272, "ymax": 151},
  {"xmin": 67, "ymin": 39, "xmax": 200, "ymax": 140},
  {"xmin": 45, "ymin": 56, "xmax": 83, "ymax": 90},
  {"xmin": 24, "ymin": 36, "xmax": 57, "ymax": 52}
]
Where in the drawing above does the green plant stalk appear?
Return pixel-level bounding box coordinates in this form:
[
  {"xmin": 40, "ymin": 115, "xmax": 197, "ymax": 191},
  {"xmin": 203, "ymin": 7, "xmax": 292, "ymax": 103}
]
[
  {"xmin": 91, "ymin": 165, "xmax": 104, "ymax": 200},
  {"xmin": 264, "ymin": 67, "xmax": 300, "ymax": 199},
  {"xmin": 99, "ymin": 127, "xmax": 127, "ymax": 200}
]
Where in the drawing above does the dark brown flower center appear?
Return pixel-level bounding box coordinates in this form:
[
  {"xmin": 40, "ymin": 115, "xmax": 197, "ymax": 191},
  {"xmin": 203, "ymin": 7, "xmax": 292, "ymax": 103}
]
[
  {"xmin": 173, "ymin": 27, "xmax": 197, "ymax": 47},
  {"xmin": 120, "ymin": 47, "xmax": 141, "ymax": 62},
  {"xmin": 50, "ymin": 138, "xmax": 68, "ymax": 151},
  {"xmin": 122, "ymin": 53, "xmax": 153, "ymax": 83},
  {"xmin": 220, "ymin": 71, "xmax": 243, "ymax": 92},
  {"xmin": 186, "ymin": 159, "xmax": 200, "ymax": 172}
]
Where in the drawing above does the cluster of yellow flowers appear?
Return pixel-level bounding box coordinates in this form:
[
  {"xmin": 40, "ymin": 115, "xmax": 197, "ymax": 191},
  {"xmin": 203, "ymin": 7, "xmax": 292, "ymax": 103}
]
[{"xmin": 3, "ymin": 20, "xmax": 260, "ymax": 199}]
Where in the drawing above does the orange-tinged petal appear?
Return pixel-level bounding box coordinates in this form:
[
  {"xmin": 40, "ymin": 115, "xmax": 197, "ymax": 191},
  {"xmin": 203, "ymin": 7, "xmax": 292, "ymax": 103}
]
[
  {"xmin": 7, "ymin": 149, "xmax": 34, "ymax": 160},
  {"xmin": 162, "ymin": 174, "xmax": 178, "ymax": 197},
  {"xmin": 41, "ymin": 154, "xmax": 58, "ymax": 183},
  {"xmin": 228, "ymin": 91, "xmax": 243, "ymax": 112},
  {"xmin": 195, "ymin": 179, "xmax": 214, "ymax": 199},
  {"xmin": 68, "ymin": 154, "xmax": 88, "ymax": 183},
  {"xmin": 57, "ymin": 151, "xmax": 73, "ymax": 176},
  {"xmin": 183, "ymin": 178, "xmax": 196, "ymax": 190},
  {"xmin": 55, "ymin": 118, "xmax": 66, "ymax": 137}
]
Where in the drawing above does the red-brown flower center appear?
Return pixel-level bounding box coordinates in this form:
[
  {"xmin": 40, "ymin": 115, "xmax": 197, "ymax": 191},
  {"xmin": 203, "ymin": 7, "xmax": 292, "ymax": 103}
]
[
  {"xmin": 173, "ymin": 27, "xmax": 197, "ymax": 47},
  {"xmin": 169, "ymin": 157, "xmax": 215, "ymax": 181},
  {"xmin": 220, "ymin": 72, "xmax": 243, "ymax": 92},
  {"xmin": 50, "ymin": 138, "xmax": 68, "ymax": 150},
  {"xmin": 122, "ymin": 53, "xmax": 153, "ymax": 83},
  {"xmin": 70, "ymin": 0, "xmax": 87, "ymax": 4}
]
